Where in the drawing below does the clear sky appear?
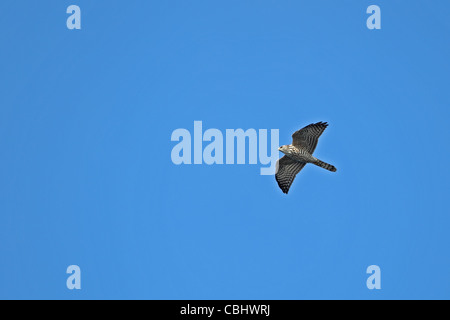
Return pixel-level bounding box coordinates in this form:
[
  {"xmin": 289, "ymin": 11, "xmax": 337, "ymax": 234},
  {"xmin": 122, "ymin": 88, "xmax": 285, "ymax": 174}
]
[{"xmin": 0, "ymin": 1, "xmax": 449, "ymax": 299}]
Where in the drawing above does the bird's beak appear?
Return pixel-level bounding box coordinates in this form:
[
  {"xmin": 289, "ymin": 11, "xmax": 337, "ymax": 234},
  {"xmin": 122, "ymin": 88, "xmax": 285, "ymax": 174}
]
[{"xmin": 278, "ymin": 147, "xmax": 281, "ymax": 151}]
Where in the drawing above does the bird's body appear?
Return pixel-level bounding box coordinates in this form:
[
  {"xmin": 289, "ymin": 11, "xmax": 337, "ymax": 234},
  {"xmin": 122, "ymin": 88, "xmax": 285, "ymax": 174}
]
[
  {"xmin": 280, "ymin": 145, "xmax": 316, "ymax": 163},
  {"xmin": 275, "ymin": 122, "xmax": 336, "ymax": 194}
]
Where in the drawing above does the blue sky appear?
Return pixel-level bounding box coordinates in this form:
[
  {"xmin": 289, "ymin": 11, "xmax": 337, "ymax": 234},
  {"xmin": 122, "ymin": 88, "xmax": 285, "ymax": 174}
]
[{"xmin": 0, "ymin": 1, "xmax": 449, "ymax": 299}]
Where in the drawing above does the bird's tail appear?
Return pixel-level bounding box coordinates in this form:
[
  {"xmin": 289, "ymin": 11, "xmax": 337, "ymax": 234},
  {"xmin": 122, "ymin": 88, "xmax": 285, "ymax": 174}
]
[{"xmin": 314, "ymin": 159, "xmax": 337, "ymax": 172}]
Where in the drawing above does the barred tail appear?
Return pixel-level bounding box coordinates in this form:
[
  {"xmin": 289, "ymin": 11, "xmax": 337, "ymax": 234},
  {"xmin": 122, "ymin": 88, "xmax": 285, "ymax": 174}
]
[{"xmin": 314, "ymin": 159, "xmax": 337, "ymax": 172}]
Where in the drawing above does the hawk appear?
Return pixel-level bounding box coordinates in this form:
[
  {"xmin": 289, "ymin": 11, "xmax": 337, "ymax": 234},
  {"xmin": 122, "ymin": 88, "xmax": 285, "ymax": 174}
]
[{"xmin": 275, "ymin": 121, "xmax": 337, "ymax": 194}]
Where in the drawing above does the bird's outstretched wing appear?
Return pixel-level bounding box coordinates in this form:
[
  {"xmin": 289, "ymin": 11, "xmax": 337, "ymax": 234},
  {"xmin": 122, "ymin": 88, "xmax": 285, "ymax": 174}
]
[
  {"xmin": 291, "ymin": 121, "xmax": 328, "ymax": 154},
  {"xmin": 275, "ymin": 156, "xmax": 306, "ymax": 194}
]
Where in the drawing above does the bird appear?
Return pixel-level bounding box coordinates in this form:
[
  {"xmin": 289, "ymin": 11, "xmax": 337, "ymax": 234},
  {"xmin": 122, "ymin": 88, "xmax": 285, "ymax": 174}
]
[{"xmin": 275, "ymin": 121, "xmax": 336, "ymax": 194}]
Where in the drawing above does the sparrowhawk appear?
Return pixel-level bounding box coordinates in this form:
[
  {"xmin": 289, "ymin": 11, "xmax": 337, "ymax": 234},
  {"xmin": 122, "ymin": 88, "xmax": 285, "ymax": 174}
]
[{"xmin": 275, "ymin": 122, "xmax": 337, "ymax": 194}]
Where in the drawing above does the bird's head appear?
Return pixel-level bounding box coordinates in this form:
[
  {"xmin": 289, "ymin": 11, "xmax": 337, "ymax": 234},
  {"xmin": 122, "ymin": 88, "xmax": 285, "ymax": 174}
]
[{"xmin": 278, "ymin": 145, "xmax": 290, "ymax": 154}]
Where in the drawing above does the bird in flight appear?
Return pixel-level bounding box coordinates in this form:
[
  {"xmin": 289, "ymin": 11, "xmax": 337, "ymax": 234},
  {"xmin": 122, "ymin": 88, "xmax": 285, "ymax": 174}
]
[{"xmin": 275, "ymin": 121, "xmax": 337, "ymax": 194}]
